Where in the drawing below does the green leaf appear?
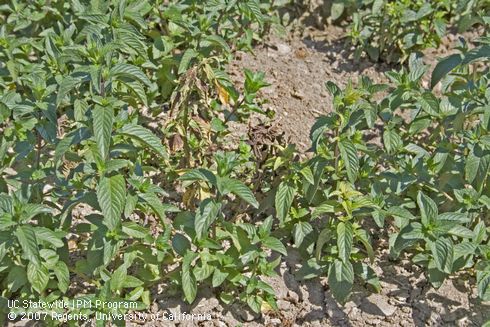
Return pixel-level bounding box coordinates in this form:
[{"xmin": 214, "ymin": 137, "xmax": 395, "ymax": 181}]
[
  {"xmin": 316, "ymin": 227, "xmax": 332, "ymax": 260},
  {"xmin": 222, "ymin": 178, "xmax": 259, "ymax": 208},
  {"xmin": 354, "ymin": 262, "xmax": 381, "ymax": 292},
  {"xmin": 419, "ymin": 92, "xmax": 440, "ymax": 117},
  {"xmin": 56, "ymin": 76, "xmax": 82, "ymax": 106},
  {"xmin": 138, "ymin": 192, "xmax": 176, "ymax": 221},
  {"xmin": 247, "ymin": 294, "xmax": 263, "ymax": 314},
  {"xmin": 431, "ymin": 54, "xmax": 462, "ymax": 88},
  {"xmin": 202, "ymin": 35, "xmax": 231, "ymax": 53},
  {"xmin": 383, "ymin": 128, "xmax": 402, "ymax": 154},
  {"xmin": 275, "ymin": 181, "xmax": 296, "ymax": 224},
  {"xmin": 6, "ymin": 266, "xmax": 27, "ymax": 292},
  {"xmin": 110, "ymin": 63, "xmax": 151, "ymax": 86},
  {"xmin": 331, "ymin": 0, "xmax": 345, "ymax": 20},
  {"xmin": 182, "ymin": 252, "xmax": 198, "ymax": 303},
  {"xmin": 54, "ymin": 261, "xmax": 70, "ymax": 293},
  {"xmin": 355, "ymin": 229, "xmax": 374, "ymax": 264},
  {"xmin": 15, "ymin": 225, "xmax": 40, "ymax": 267},
  {"xmin": 35, "ymin": 227, "xmax": 64, "ymax": 248},
  {"xmin": 178, "ymin": 49, "xmax": 198, "ymax": 74},
  {"xmin": 119, "ymin": 124, "xmax": 168, "ymax": 159},
  {"xmin": 172, "ymin": 233, "xmax": 191, "ymax": 256},
  {"xmin": 465, "ymin": 146, "xmax": 490, "ymax": 192},
  {"xmin": 293, "ymin": 221, "xmax": 313, "ymax": 248},
  {"xmin": 477, "ymin": 270, "xmax": 490, "ymax": 301},
  {"xmin": 338, "ymin": 139, "xmax": 359, "ymax": 183},
  {"xmin": 179, "ymin": 168, "xmax": 217, "ymax": 187},
  {"xmin": 27, "ymin": 262, "xmax": 49, "ymax": 293},
  {"xmin": 300, "ymin": 166, "xmax": 315, "ymax": 184},
  {"xmin": 447, "ymin": 225, "xmax": 474, "ymax": 239},
  {"xmin": 123, "ymin": 81, "xmax": 148, "ymax": 106},
  {"xmin": 243, "ymin": 0, "xmax": 264, "ymax": 23},
  {"xmin": 417, "ymin": 192, "xmax": 438, "ymax": 226},
  {"xmin": 97, "ymin": 174, "xmax": 126, "ymax": 230},
  {"xmin": 437, "ymin": 212, "xmax": 470, "ymax": 223},
  {"xmin": 194, "ymin": 199, "xmax": 221, "ymax": 240},
  {"xmin": 111, "ymin": 265, "xmax": 127, "ymax": 292},
  {"xmin": 461, "ymin": 45, "xmax": 490, "ymax": 65},
  {"xmin": 328, "ymin": 259, "xmax": 354, "ymax": 304},
  {"xmin": 428, "ymin": 263, "xmax": 447, "ymax": 288},
  {"xmin": 122, "ymin": 222, "xmax": 150, "ymax": 239},
  {"xmin": 312, "ymin": 201, "xmax": 336, "ymax": 218},
  {"xmin": 430, "ymin": 238, "xmax": 453, "ymax": 274},
  {"xmin": 212, "ymin": 268, "xmax": 228, "ymax": 287},
  {"xmin": 372, "ymin": 0, "xmax": 384, "ymax": 14},
  {"xmin": 92, "ymin": 104, "xmax": 114, "ymax": 160},
  {"xmin": 337, "ymin": 222, "xmax": 353, "ymax": 263},
  {"xmin": 262, "ymin": 236, "xmax": 287, "ymax": 256}
]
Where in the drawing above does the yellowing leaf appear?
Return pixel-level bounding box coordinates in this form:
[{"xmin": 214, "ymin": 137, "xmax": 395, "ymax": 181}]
[
  {"xmin": 261, "ymin": 300, "xmax": 273, "ymax": 314},
  {"xmin": 199, "ymin": 187, "xmax": 212, "ymax": 201},
  {"xmin": 183, "ymin": 187, "xmax": 196, "ymax": 209},
  {"xmin": 215, "ymin": 81, "xmax": 230, "ymax": 105}
]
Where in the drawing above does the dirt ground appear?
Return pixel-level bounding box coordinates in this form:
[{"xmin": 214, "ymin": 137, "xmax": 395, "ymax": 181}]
[{"xmin": 137, "ymin": 25, "xmax": 490, "ymax": 327}]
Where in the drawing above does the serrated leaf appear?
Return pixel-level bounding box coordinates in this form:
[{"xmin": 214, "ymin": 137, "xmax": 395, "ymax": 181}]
[
  {"xmin": 120, "ymin": 124, "xmax": 167, "ymax": 159},
  {"xmin": 316, "ymin": 227, "xmax": 332, "ymax": 260},
  {"xmin": 15, "ymin": 225, "xmax": 40, "ymax": 267},
  {"xmin": 431, "ymin": 54, "xmax": 462, "ymax": 88},
  {"xmin": 57, "ymin": 76, "xmax": 82, "ymax": 106},
  {"xmin": 448, "ymin": 225, "xmax": 474, "ymax": 239},
  {"xmin": 54, "ymin": 261, "xmax": 70, "ymax": 293},
  {"xmin": 182, "ymin": 252, "xmax": 198, "ymax": 303},
  {"xmin": 110, "ymin": 265, "xmax": 127, "ymax": 292},
  {"xmin": 293, "ymin": 221, "xmax": 313, "ymax": 247},
  {"xmin": 122, "ymin": 222, "xmax": 150, "ymax": 239},
  {"xmin": 178, "ymin": 49, "xmax": 198, "ymax": 74},
  {"xmin": 437, "ymin": 212, "xmax": 470, "ymax": 223},
  {"xmin": 383, "ymin": 128, "xmax": 402, "ymax": 154},
  {"xmin": 212, "ymin": 268, "xmax": 228, "ymax": 287},
  {"xmin": 420, "ymin": 92, "xmax": 440, "ymax": 117},
  {"xmin": 262, "ymin": 236, "xmax": 287, "ymax": 256},
  {"xmin": 465, "ymin": 146, "xmax": 490, "ymax": 191},
  {"xmin": 27, "ymin": 262, "xmax": 49, "ymax": 293},
  {"xmin": 477, "ymin": 270, "xmax": 490, "ymax": 301},
  {"xmin": 337, "ymin": 222, "xmax": 353, "ymax": 263},
  {"xmin": 110, "ymin": 63, "xmax": 151, "ymax": 86},
  {"xmin": 202, "ymin": 35, "xmax": 231, "ymax": 53},
  {"xmin": 194, "ymin": 199, "xmax": 221, "ymax": 240},
  {"xmin": 97, "ymin": 174, "xmax": 126, "ymax": 230},
  {"xmin": 328, "ymin": 259, "xmax": 354, "ymax": 304},
  {"xmin": 92, "ymin": 105, "xmax": 114, "ymax": 160},
  {"xmin": 430, "ymin": 238, "xmax": 453, "ymax": 274},
  {"xmin": 275, "ymin": 181, "xmax": 296, "ymax": 224},
  {"xmin": 222, "ymin": 177, "xmax": 259, "ymax": 208},
  {"xmin": 6, "ymin": 266, "xmax": 27, "ymax": 292},
  {"xmin": 355, "ymin": 229, "xmax": 374, "ymax": 264},
  {"xmin": 179, "ymin": 168, "xmax": 217, "ymax": 186},
  {"xmin": 338, "ymin": 139, "xmax": 359, "ymax": 183},
  {"xmin": 35, "ymin": 227, "xmax": 64, "ymax": 248},
  {"xmin": 417, "ymin": 192, "xmax": 438, "ymax": 226}
]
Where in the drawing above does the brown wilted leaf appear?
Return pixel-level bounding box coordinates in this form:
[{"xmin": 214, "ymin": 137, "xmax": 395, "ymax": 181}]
[
  {"xmin": 182, "ymin": 187, "xmax": 196, "ymax": 209},
  {"xmin": 169, "ymin": 133, "xmax": 184, "ymax": 153}
]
